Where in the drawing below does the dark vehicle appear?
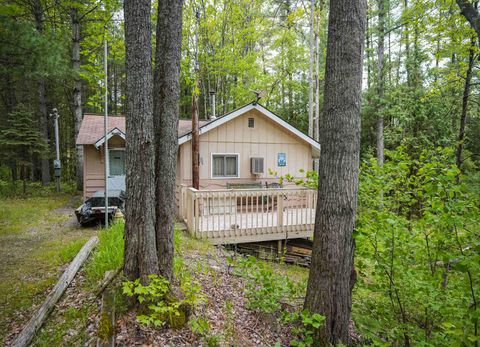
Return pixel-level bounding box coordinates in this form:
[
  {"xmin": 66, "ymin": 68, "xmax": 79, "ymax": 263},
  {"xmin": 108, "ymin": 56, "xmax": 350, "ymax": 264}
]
[{"xmin": 75, "ymin": 189, "xmax": 125, "ymax": 226}]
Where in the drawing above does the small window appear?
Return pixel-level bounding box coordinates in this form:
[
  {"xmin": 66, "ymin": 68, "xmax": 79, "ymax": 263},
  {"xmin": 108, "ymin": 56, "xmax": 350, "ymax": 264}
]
[
  {"xmin": 109, "ymin": 150, "xmax": 126, "ymax": 176},
  {"xmin": 212, "ymin": 154, "xmax": 239, "ymax": 177},
  {"xmin": 248, "ymin": 118, "xmax": 255, "ymax": 128}
]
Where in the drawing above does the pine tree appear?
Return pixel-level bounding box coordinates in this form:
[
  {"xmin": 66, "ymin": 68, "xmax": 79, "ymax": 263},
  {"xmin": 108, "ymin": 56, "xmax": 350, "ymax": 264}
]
[{"xmin": 0, "ymin": 105, "xmax": 48, "ymax": 194}]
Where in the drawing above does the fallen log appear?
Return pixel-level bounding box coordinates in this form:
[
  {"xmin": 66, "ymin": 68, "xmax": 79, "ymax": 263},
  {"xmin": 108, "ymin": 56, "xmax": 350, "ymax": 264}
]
[
  {"xmin": 12, "ymin": 236, "xmax": 99, "ymax": 347},
  {"xmin": 95, "ymin": 267, "xmax": 122, "ymax": 300}
]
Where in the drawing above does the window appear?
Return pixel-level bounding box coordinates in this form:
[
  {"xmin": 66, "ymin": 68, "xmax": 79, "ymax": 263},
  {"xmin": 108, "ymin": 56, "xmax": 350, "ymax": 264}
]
[
  {"xmin": 248, "ymin": 117, "xmax": 255, "ymax": 128},
  {"xmin": 212, "ymin": 154, "xmax": 239, "ymax": 177},
  {"xmin": 109, "ymin": 149, "xmax": 126, "ymax": 176}
]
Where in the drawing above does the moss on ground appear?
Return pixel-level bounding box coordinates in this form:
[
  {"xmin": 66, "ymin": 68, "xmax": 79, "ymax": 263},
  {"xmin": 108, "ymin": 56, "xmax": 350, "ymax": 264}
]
[{"xmin": 0, "ymin": 194, "xmax": 96, "ymax": 344}]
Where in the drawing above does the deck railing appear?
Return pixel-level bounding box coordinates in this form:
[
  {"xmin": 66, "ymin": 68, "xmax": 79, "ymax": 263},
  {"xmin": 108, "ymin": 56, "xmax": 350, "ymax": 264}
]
[{"xmin": 177, "ymin": 185, "xmax": 317, "ymax": 244}]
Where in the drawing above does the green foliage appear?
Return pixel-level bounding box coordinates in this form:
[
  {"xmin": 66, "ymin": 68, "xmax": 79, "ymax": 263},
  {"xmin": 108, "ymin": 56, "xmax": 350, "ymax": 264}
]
[
  {"xmin": 281, "ymin": 310, "xmax": 325, "ymax": 347},
  {"xmin": 190, "ymin": 316, "xmax": 221, "ymax": 347},
  {"xmin": 354, "ymin": 146, "xmax": 480, "ymax": 346},
  {"xmin": 0, "ymin": 180, "xmax": 77, "ymax": 198},
  {"xmin": 231, "ymin": 255, "xmax": 323, "ymax": 346},
  {"xmin": 85, "ymin": 221, "xmax": 124, "ymax": 285},
  {"xmin": 0, "ymin": 105, "xmax": 47, "ymax": 174},
  {"xmin": 269, "ymin": 168, "xmax": 318, "ymax": 189},
  {"xmin": 122, "ymin": 274, "xmax": 203, "ymax": 328},
  {"xmin": 232, "ymin": 255, "xmax": 305, "ymax": 314}
]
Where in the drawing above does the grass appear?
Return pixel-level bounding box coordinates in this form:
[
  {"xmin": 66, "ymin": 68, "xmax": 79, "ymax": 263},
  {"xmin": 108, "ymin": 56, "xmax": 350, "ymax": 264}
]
[
  {"xmin": 0, "ymin": 191, "xmax": 96, "ymax": 344},
  {"xmin": 84, "ymin": 221, "xmax": 125, "ymax": 286}
]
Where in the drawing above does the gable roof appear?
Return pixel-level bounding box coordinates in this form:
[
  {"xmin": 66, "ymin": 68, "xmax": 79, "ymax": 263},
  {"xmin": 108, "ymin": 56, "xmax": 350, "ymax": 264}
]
[
  {"xmin": 76, "ymin": 104, "xmax": 320, "ymax": 155},
  {"xmin": 178, "ymin": 103, "xmax": 321, "ymax": 153},
  {"xmin": 94, "ymin": 127, "xmax": 125, "ymax": 148},
  {"xmin": 76, "ymin": 114, "xmax": 208, "ymax": 145}
]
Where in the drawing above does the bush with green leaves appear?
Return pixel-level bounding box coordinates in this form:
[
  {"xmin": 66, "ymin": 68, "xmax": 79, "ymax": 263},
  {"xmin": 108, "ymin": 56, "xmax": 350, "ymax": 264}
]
[
  {"xmin": 189, "ymin": 316, "xmax": 221, "ymax": 347},
  {"xmin": 354, "ymin": 146, "xmax": 480, "ymax": 346},
  {"xmin": 123, "ymin": 266, "xmax": 205, "ymax": 328},
  {"xmin": 281, "ymin": 310, "xmax": 325, "ymax": 347},
  {"xmin": 232, "ymin": 255, "xmax": 305, "ymax": 314}
]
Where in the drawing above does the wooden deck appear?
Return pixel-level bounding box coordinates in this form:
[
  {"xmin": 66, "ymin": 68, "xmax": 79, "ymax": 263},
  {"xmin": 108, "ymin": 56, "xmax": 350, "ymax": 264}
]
[{"xmin": 178, "ymin": 185, "xmax": 316, "ymax": 245}]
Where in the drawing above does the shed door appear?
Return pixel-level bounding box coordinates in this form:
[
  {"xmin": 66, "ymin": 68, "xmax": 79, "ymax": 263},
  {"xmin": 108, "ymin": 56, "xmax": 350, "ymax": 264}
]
[{"xmin": 109, "ymin": 150, "xmax": 126, "ymax": 176}]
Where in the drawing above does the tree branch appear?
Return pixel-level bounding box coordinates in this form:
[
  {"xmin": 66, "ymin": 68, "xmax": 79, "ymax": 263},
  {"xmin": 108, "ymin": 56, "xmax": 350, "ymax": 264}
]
[{"xmin": 456, "ymin": 0, "xmax": 480, "ymax": 43}]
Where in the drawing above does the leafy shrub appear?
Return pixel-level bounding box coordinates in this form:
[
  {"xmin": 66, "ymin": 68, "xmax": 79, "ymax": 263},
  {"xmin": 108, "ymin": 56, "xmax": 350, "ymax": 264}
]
[
  {"xmin": 232, "ymin": 255, "xmax": 304, "ymax": 314},
  {"xmin": 123, "ymin": 274, "xmax": 203, "ymax": 328},
  {"xmin": 190, "ymin": 316, "xmax": 221, "ymax": 347},
  {"xmin": 354, "ymin": 147, "xmax": 480, "ymax": 345},
  {"xmin": 281, "ymin": 310, "xmax": 325, "ymax": 347}
]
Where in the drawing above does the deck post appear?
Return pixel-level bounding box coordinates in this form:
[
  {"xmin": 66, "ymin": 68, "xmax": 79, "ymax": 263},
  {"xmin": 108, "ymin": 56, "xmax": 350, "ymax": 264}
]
[
  {"xmin": 277, "ymin": 191, "xmax": 284, "ymax": 230},
  {"xmin": 194, "ymin": 193, "xmax": 199, "ymax": 238}
]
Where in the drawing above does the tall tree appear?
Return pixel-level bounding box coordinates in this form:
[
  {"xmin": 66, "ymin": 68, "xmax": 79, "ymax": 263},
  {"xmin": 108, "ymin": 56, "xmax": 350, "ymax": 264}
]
[
  {"xmin": 154, "ymin": 0, "xmax": 184, "ymax": 280},
  {"xmin": 71, "ymin": 5, "xmax": 83, "ymax": 192},
  {"xmin": 457, "ymin": 0, "xmax": 480, "ymax": 43},
  {"xmin": 456, "ymin": 40, "xmax": 476, "ymax": 172},
  {"xmin": 123, "ymin": 0, "xmax": 159, "ymax": 281},
  {"xmin": 304, "ymin": 0, "xmax": 367, "ymax": 345},
  {"xmin": 376, "ymin": 0, "xmax": 386, "ymax": 166},
  {"xmin": 32, "ymin": 0, "xmax": 50, "ymax": 186},
  {"xmin": 308, "ymin": 0, "xmax": 315, "ymax": 138}
]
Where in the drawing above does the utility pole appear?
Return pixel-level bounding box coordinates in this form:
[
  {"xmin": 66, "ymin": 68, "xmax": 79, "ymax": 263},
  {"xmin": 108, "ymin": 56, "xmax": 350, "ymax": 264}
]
[
  {"xmin": 51, "ymin": 108, "xmax": 61, "ymax": 192},
  {"xmin": 104, "ymin": 34, "xmax": 109, "ymax": 228}
]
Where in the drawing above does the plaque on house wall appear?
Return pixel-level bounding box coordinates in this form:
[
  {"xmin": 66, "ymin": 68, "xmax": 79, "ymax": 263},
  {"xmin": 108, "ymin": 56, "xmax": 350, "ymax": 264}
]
[{"xmin": 278, "ymin": 153, "xmax": 286, "ymax": 167}]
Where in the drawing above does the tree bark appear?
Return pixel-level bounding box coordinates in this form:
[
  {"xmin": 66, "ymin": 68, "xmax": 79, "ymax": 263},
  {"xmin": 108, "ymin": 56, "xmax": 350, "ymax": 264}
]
[
  {"xmin": 154, "ymin": 0, "xmax": 184, "ymax": 281},
  {"xmin": 71, "ymin": 6, "xmax": 84, "ymax": 192},
  {"xmin": 456, "ymin": 0, "xmax": 480, "ymax": 43},
  {"xmin": 376, "ymin": 0, "xmax": 386, "ymax": 167},
  {"xmin": 308, "ymin": 0, "xmax": 315, "ymax": 138},
  {"xmin": 304, "ymin": 0, "xmax": 367, "ymax": 345},
  {"xmin": 123, "ymin": 0, "xmax": 159, "ymax": 281},
  {"xmin": 33, "ymin": 0, "xmax": 50, "ymax": 186},
  {"xmin": 456, "ymin": 42, "xmax": 475, "ymax": 172}
]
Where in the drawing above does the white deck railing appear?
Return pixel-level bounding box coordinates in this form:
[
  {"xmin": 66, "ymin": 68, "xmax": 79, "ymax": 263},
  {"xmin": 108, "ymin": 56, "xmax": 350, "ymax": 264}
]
[{"xmin": 177, "ymin": 185, "xmax": 317, "ymax": 244}]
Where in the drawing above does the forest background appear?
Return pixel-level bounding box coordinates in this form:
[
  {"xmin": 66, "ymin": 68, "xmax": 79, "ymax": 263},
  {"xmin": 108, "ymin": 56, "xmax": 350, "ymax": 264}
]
[{"xmin": 1, "ymin": 0, "xmax": 480, "ymax": 345}]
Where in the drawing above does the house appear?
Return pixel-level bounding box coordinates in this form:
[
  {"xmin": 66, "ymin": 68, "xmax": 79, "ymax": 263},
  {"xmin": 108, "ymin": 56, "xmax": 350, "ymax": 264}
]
[{"xmin": 76, "ymin": 102, "xmax": 320, "ymax": 244}]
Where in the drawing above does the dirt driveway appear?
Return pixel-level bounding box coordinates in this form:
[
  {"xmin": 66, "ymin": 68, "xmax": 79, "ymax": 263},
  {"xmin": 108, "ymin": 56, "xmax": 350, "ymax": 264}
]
[{"xmin": 0, "ymin": 194, "xmax": 96, "ymax": 344}]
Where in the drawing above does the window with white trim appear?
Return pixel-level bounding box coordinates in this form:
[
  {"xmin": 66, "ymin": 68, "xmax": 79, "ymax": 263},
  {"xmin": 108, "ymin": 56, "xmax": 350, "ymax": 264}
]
[{"xmin": 212, "ymin": 154, "xmax": 239, "ymax": 177}]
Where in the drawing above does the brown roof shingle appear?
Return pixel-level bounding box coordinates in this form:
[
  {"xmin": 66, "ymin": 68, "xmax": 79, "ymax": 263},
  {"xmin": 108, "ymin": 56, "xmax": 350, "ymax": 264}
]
[{"xmin": 76, "ymin": 114, "xmax": 208, "ymax": 145}]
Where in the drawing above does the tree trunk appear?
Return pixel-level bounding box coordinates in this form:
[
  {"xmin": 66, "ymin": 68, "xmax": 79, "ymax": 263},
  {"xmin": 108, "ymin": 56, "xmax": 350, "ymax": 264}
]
[
  {"xmin": 304, "ymin": 0, "xmax": 366, "ymax": 345},
  {"xmin": 71, "ymin": 6, "xmax": 84, "ymax": 192},
  {"xmin": 456, "ymin": 42, "xmax": 475, "ymax": 172},
  {"xmin": 154, "ymin": 0, "xmax": 184, "ymax": 281},
  {"xmin": 308, "ymin": 0, "xmax": 314, "ymax": 138},
  {"xmin": 38, "ymin": 79, "xmax": 50, "ymax": 186},
  {"xmin": 456, "ymin": 0, "xmax": 480, "ymax": 43},
  {"xmin": 123, "ymin": 0, "xmax": 159, "ymax": 281},
  {"xmin": 314, "ymin": 2, "xmax": 321, "ymax": 142},
  {"xmin": 33, "ymin": 0, "xmax": 50, "ymax": 186},
  {"xmin": 376, "ymin": 0, "xmax": 386, "ymax": 167}
]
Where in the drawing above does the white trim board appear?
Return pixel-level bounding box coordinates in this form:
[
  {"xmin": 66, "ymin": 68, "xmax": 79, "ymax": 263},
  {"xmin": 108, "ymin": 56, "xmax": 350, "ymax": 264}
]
[
  {"xmin": 94, "ymin": 127, "xmax": 126, "ymax": 149},
  {"xmin": 178, "ymin": 103, "xmax": 321, "ymax": 154}
]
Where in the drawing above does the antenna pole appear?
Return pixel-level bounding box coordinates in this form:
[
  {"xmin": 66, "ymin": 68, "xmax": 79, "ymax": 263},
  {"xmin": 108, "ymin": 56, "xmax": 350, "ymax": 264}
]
[
  {"xmin": 191, "ymin": 9, "xmax": 200, "ymax": 190},
  {"xmin": 104, "ymin": 34, "xmax": 109, "ymax": 228}
]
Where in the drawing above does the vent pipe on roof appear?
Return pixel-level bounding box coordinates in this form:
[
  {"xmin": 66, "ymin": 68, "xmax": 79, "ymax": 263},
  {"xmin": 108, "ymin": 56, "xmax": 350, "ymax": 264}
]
[{"xmin": 210, "ymin": 91, "xmax": 216, "ymax": 120}]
